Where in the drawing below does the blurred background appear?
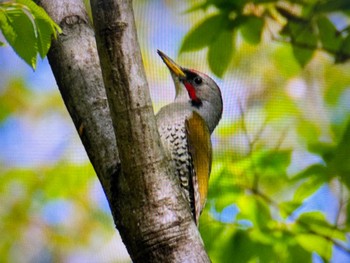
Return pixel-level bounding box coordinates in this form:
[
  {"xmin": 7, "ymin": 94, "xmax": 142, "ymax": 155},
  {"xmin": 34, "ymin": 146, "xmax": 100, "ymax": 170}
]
[{"xmin": 1, "ymin": 0, "xmax": 350, "ymax": 262}]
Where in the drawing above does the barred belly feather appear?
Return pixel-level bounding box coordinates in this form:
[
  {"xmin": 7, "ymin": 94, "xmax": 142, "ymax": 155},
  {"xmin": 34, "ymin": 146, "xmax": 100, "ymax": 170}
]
[{"xmin": 158, "ymin": 121, "xmax": 197, "ymax": 220}]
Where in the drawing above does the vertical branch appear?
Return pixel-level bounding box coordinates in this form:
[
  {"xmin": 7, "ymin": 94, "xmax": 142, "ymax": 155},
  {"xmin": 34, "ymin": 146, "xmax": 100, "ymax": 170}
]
[
  {"xmin": 90, "ymin": 0, "xmax": 210, "ymax": 262},
  {"xmin": 35, "ymin": 0, "xmax": 119, "ymax": 200}
]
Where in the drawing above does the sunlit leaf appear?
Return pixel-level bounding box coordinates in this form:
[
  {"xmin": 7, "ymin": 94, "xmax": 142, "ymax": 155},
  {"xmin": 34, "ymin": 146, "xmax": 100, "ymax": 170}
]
[
  {"xmin": 324, "ymin": 65, "xmax": 350, "ymax": 105},
  {"xmin": 236, "ymin": 196, "xmax": 272, "ymax": 230},
  {"xmin": 224, "ymin": 230, "xmax": 275, "ymax": 263},
  {"xmin": 272, "ymin": 45, "xmax": 301, "ymax": 78},
  {"xmin": 285, "ymin": 21, "xmax": 317, "ymax": 66},
  {"xmin": 330, "ymin": 119, "xmax": 350, "ymax": 188},
  {"xmin": 44, "ymin": 163, "xmax": 95, "ymax": 198},
  {"xmin": 295, "ymin": 234, "xmax": 332, "ymax": 260},
  {"xmin": 184, "ymin": 2, "xmax": 209, "ymax": 13},
  {"xmin": 265, "ymin": 91, "xmax": 299, "ymax": 120},
  {"xmin": 292, "ymin": 46, "xmax": 315, "ymax": 67},
  {"xmin": 255, "ymin": 198, "xmax": 271, "ymax": 228},
  {"xmin": 0, "ymin": 0, "xmax": 61, "ymax": 69},
  {"xmin": 293, "ymin": 176, "xmax": 325, "ymax": 202},
  {"xmin": 239, "ymin": 15, "xmax": 264, "ymax": 45},
  {"xmin": 200, "ymin": 216, "xmax": 229, "ymax": 253},
  {"xmin": 0, "ymin": 78, "xmax": 30, "ymax": 122},
  {"xmin": 317, "ymin": 16, "xmax": 342, "ymax": 53},
  {"xmin": 0, "ymin": 5, "xmax": 38, "ymax": 68},
  {"xmin": 255, "ymin": 150, "xmax": 291, "ymax": 174},
  {"xmin": 296, "ymin": 211, "xmax": 346, "ymax": 241},
  {"xmin": 307, "ymin": 141, "xmax": 335, "ymax": 155},
  {"xmin": 279, "ymin": 201, "xmax": 302, "ymax": 219},
  {"xmin": 213, "ymin": 187, "xmax": 241, "ymax": 212},
  {"xmin": 208, "ymin": 29, "xmax": 234, "ymax": 77},
  {"xmin": 17, "ymin": 0, "xmax": 61, "ymax": 58},
  {"xmin": 180, "ymin": 14, "xmax": 226, "ymax": 53},
  {"xmin": 286, "ymin": 244, "xmax": 312, "ymax": 263},
  {"xmin": 292, "ymin": 164, "xmax": 328, "ymax": 181}
]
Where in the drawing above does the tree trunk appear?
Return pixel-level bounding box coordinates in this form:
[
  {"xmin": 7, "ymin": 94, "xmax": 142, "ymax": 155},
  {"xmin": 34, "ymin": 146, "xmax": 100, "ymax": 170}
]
[{"xmin": 36, "ymin": 0, "xmax": 210, "ymax": 262}]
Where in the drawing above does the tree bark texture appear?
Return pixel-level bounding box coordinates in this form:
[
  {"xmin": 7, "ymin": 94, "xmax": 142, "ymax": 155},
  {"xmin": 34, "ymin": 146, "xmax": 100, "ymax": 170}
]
[
  {"xmin": 35, "ymin": 0, "xmax": 119, "ymax": 200},
  {"xmin": 37, "ymin": 0, "xmax": 210, "ymax": 262}
]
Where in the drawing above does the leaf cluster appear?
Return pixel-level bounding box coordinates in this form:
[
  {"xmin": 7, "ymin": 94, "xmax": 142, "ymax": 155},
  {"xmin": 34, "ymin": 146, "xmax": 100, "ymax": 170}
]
[
  {"xmin": 181, "ymin": 0, "xmax": 350, "ymax": 76},
  {"xmin": 201, "ymin": 137, "xmax": 349, "ymax": 262},
  {"xmin": 194, "ymin": 47, "xmax": 350, "ymax": 260},
  {"xmin": 0, "ymin": 0, "xmax": 61, "ymax": 69}
]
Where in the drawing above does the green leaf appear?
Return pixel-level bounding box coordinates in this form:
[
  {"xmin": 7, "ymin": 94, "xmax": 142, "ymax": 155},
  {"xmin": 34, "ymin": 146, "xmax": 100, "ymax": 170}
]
[
  {"xmin": 218, "ymin": 230, "xmax": 275, "ymax": 263},
  {"xmin": 239, "ymin": 15, "xmax": 264, "ymax": 45},
  {"xmin": 317, "ymin": 16, "xmax": 342, "ymax": 52},
  {"xmin": 0, "ymin": 78, "xmax": 30, "ymax": 122},
  {"xmin": 286, "ymin": 244, "xmax": 312, "ymax": 263},
  {"xmin": 213, "ymin": 186, "xmax": 241, "ymax": 212},
  {"xmin": 307, "ymin": 143, "xmax": 335, "ymax": 156},
  {"xmin": 180, "ymin": 14, "xmax": 226, "ymax": 53},
  {"xmin": 314, "ymin": 0, "xmax": 350, "ymax": 13},
  {"xmin": 296, "ymin": 211, "xmax": 346, "ymax": 241},
  {"xmin": 208, "ymin": 28, "xmax": 234, "ymax": 77},
  {"xmin": 255, "ymin": 150, "xmax": 291, "ymax": 173},
  {"xmin": 336, "ymin": 34, "xmax": 350, "ymax": 63},
  {"xmin": 280, "ymin": 201, "xmax": 302, "ymax": 219},
  {"xmin": 330, "ymin": 119, "xmax": 350, "ymax": 188},
  {"xmin": 212, "ymin": 0, "xmax": 245, "ymax": 11},
  {"xmin": 346, "ymin": 202, "xmax": 350, "ymax": 228},
  {"xmin": 285, "ymin": 21, "xmax": 317, "ymax": 66},
  {"xmin": 293, "ymin": 175, "xmax": 325, "ymax": 202},
  {"xmin": 272, "ymin": 45, "xmax": 301, "ymax": 78},
  {"xmin": 200, "ymin": 218, "xmax": 229, "ymax": 254},
  {"xmin": 184, "ymin": 2, "xmax": 209, "ymax": 13},
  {"xmin": 16, "ymin": 0, "xmax": 61, "ymax": 58},
  {"xmin": 236, "ymin": 196, "xmax": 271, "ymax": 229},
  {"xmin": 295, "ymin": 234, "xmax": 333, "ymax": 260},
  {"xmin": 44, "ymin": 163, "xmax": 95, "ymax": 198},
  {"xmin": 255, "ymin": 198, "xmax": 271, "ymax": 228},
  {"xmin": 0, "ymin": 5, "xmax": 38, "ymax": 68},
  {"xmin": 0, "ymin": 0, "xmax": 61, "ymax": 69},
  {"xmin": 296, "ymin": 120, "xmax": 321, "ymax": 143},
  {"xmin": 292, "ymin": 164, "xmax": 328, "ymax": 181},
  {"xmin": 292, "ymin": 46, "xmax": 314, "ymax": 67}
]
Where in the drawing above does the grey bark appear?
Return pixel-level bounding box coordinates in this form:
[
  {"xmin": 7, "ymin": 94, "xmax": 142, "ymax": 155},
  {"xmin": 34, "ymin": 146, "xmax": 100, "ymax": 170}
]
[
  {"xmin": 35, "ymin": 0, "xmax": 119, "ymax": 200},
  {"xmin": 37, "ymin": 0, "xmax": 210, "ymax": 262}
]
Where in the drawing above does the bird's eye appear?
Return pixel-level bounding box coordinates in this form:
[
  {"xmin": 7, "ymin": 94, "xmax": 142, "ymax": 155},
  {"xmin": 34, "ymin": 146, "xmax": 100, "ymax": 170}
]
[{"xmin": 194, "ymin": 76, "xmax": 202, "ymax": 85}]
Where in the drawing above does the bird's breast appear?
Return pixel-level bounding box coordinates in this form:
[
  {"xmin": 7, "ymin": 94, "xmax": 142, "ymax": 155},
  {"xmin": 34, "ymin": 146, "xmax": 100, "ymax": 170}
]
[{"xmin": 156, "ymin": 113, "xmax": 195, "ymax": 212}]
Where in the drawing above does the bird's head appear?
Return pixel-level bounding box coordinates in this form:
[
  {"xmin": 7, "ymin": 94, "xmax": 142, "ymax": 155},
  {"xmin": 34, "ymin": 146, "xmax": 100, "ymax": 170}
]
[{"xmin": 157, "ymin": 50, "xmax": 223, "ymax": 133}]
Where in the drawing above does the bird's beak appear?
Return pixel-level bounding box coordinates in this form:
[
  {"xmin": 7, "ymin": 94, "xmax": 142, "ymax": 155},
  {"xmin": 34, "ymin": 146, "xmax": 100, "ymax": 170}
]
[{"xmin": 157, "ymin": 50, "xmax": 186, "ymax": 79}]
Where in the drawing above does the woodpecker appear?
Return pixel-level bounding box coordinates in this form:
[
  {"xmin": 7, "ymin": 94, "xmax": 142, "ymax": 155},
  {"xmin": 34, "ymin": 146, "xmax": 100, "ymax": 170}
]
[{"xmin": 156, "ymin": 50, "xmax": 223, "ymax": 225}]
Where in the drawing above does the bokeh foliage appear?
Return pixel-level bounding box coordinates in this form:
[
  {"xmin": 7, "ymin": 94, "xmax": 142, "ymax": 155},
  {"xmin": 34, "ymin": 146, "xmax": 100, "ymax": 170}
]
[
  {"xmin": 181, "ymin": 0, "xmax": 350, "ymax": 76},
  {"xmin": 186, "ymin": 1, "xmax": 350, "ymax": 261},
  {"xmin": 1, "ymin": 0, "xmax": 350, "ymax": 262},
  {"xmin": 0, "ymin": 78, "xmax": 126, "ymax": 262}
]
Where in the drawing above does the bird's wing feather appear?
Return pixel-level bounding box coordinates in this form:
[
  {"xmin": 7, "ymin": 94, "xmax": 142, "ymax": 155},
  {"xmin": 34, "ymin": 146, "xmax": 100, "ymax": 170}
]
[{"xmin": 185, "ymin": 111, "xmax": 212, "ymax": 223}]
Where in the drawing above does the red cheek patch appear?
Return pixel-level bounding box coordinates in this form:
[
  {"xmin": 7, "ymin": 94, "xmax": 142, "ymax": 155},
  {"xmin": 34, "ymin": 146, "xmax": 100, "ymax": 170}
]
[{"xmin": 184, "ymin": 81, "xmax": 201, "ymax": 105}]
